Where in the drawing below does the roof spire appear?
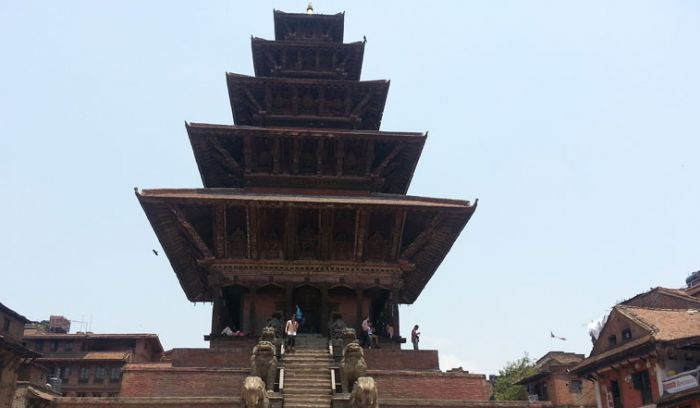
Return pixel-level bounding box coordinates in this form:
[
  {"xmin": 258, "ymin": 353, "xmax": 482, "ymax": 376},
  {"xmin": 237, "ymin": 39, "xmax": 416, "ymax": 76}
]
[{"xmin": 306, "ymin": 1, "xmax": 314, "ymax": 15}]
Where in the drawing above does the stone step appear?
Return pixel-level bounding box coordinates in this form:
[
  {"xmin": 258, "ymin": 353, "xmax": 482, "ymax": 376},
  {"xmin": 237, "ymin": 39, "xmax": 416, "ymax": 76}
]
[
  {"xmin": 285, "ymin": 356, "xmax": 328, "ymax": 360},
  {"xmin": 284, "ymin": 388, "xmax": 331, "ymax": 395}
]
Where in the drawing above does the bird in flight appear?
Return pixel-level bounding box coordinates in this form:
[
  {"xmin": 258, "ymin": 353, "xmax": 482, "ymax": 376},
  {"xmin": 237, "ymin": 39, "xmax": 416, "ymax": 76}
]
[{"xmin": 152, "ymin": 249, "xmax": 159, "ymax": 256}]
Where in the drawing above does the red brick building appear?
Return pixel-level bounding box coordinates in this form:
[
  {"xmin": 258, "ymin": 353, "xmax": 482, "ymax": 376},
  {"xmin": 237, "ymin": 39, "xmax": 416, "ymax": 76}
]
[
  {"xmin": 517, "ymin": 352, "xmax": 596, "ymax": 407},
  {"xmin": 22, "ymin": 330, "xmax": 163, "ymax": 397},
  {"xmin": 0, "ymin": 302, "xmax": 40, "ymax": 407},
  {"xmin": 573, "ymin": 303, "xmax": 700, "ymax": 408}
]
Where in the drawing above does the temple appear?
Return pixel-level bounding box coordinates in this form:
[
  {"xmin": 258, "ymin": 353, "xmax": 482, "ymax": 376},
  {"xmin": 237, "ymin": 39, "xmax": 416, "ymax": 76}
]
[{"xmin": 137, "ymin": 8, "xmax": 476, "ymax": 344}]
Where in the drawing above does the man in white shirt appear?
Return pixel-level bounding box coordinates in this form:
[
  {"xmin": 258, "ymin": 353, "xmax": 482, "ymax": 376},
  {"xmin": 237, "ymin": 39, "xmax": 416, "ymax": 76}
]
[{"xmin": 285, "ymin": 315, "xmax": 299, "ymax": 351}]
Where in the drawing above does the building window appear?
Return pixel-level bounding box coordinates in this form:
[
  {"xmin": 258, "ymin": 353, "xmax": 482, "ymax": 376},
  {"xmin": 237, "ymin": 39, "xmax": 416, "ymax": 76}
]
[
  {"xmin": 60, "ymin": 367, "xmax": 71, "ymax": 384},
  {"xmin": 107, "ymin": 393, "xmax": 118, "ymax": 397},
  {"xmin": 92, "ymin": 392, "xmax": 102, "ymax": 397},
  {"xmin": 570, "ymin": 379, "xmax": 583, "ymax": 394},
  {"xmin": 622, "ymin": 328, "xmax": 632, "ymax": 341},
  {"xmin": 608, "ymin": 335, "xmax": 617, "ymax": 346},
  {"xmin": 76, "ymin": 392, "xmax": 87, "ymax": 398},
  {"xmin": 110, "ymin": 367, "xmax": 121, "ymax": 383},
  {"xmin": 610, "ymin": 380, "xmax": 622, "ymax": 408},
  {"xmin": 79, "ymin": 367, "xmax": 90, "ymax": 383},
  {"xmin": 35, "ymin": 340, "xmax": 44, "ymax": 352},
  {"xmin": 50, "ymin": 340, "xmax": 59, "ymax": 351},
  {"xmin": 2, "ymin": 317, "xmax": 10, "ymax": 332},
  {"xmin": 64, "ymin": 341, "xmax": 73, "ymax": 352},
  {"xmin": 632, "ymin": 370, "xmax": 653, "ymax": 405},
  {"xmin": 94, "ymin": 367, "xmax": 106, "ymax": 383}
]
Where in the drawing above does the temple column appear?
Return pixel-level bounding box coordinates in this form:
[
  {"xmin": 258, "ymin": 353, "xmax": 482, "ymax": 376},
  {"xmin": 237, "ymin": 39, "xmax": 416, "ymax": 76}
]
[
  {"xmin": 391, "ymin": 287, "xmax": 400, "ymax": 337},
  {"xmin": 320, "ymin": 285, "xmax": 329, "ymax": 337},
  {"xmin": 211, "ymin": 292, "xmax": 227, "ymax": 335},
  {"xmin": 249, "ymin": 285, "xmax": 258, "ymax": 335},
  {"xmin": 356, "ymin": 286, "xmax": 364, "ymax": 325},
  {"xmin": 286, "ymin": 285, "xmax": 294, "ymax": 321}
]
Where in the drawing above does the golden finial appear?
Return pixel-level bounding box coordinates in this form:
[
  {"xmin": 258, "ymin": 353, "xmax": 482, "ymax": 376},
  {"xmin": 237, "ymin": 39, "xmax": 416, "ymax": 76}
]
[{"xmin": 306, "ymin": 2, "xmax": 314, "ymax": 15}]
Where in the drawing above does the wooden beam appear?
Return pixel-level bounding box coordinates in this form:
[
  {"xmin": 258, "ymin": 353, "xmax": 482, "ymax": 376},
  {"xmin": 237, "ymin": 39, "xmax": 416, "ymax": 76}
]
[
  {"xmin": 247, "ymin": 205, "xmax": 259, "ymax": 260},
  {"xmin": 292, "ymin": 138, "xmax": 301, "ymax": 175},
  {"xmin": 318, "ymin": 87, "xmax": 326, "ymax": 116},
  {"xmin": 283, "ymin": 207, "xmax": 298, "ymax": 260},
  {"xmin": 316, "ymin": 139, "xmax": 325, "ymax": 175},
  {"xmin": 371, "ymin": 144, "xmax": 403, "ymax": 177},
  {"xmin": 400, "ymin": 213, "xmax": 446, "ymax": 260},
  {"xmin": 169, "ymin": 204, "xmax": 214, "ymax": 260},
  {"xmin": 243, "ymin": 136, "xmax": 253, "ymax": 173},
  {"xmin": 354, "ymin": 210, "xmax": 368, "ymax": 261},
  {"xmin": 213, "ymin": 204, "xmax": 226, "ymax": 258},
  {"xmin": 364, "ymin": 140, "xmax": 375, "ymax": 176},
  {"xmin": 209, "ymin": 137, "xmax": 240, "ymax": 172},
  {"xmin": 242, "ymin": 86, "xmax": 264, "ymax": 113},
  {"xmin": 336, "ymin": 140, "xmax": 344, "ymax": 176},
  {"xmin": 272, "ymin": 138, "xmax": 281, "ymax": 174},
  {"xmin": 350, "ymin": 91, "xmax": 374, "ymax": 117},
  {"xmin": 319, "ymin": 209, "xmax": 333, "ymax": 261},
  {"xmin": 389, "ymin": 211, "xmax": 406, "ymax": 261}
]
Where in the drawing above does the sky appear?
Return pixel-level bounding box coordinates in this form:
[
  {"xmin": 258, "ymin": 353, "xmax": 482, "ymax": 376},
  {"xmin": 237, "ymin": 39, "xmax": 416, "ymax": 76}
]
[{"xmin": 1, "ymin": 1, "xmax": 699, "ymax": 375}]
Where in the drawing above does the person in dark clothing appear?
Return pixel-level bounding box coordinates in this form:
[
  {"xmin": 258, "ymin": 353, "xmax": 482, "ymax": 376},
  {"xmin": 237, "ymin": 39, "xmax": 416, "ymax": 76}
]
[{"xmin": 411, "ymin": 324, "xmax": 420, "ymax": 350}]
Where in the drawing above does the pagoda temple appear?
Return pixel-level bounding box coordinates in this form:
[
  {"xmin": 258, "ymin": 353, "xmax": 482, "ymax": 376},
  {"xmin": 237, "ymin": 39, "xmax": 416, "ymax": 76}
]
[{"xmin": 137, "ymin": 8, "xmax": 477, "ymax": 342}]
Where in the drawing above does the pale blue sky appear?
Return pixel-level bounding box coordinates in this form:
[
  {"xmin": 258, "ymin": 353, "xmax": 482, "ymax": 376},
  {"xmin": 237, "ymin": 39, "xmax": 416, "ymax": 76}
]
[{"xmin": 1, "ymin": 1, "xmax": 698, "ymax": 374}]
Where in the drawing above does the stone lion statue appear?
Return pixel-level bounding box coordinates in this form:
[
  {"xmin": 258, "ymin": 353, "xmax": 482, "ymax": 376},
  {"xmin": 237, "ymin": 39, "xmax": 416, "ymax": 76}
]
[
  {"xmin": 260, "ymin": 326, "xmax": 282, "ymax": 357},
  {"xmin": 350, "ymin": 377, "xmax": 379, "ymax": 408},
  {"xmin": 250, "ymin": 341, "xmax": 277, "ymax": 391},
  {"xmin": 340, "ymin": 341, "xmax": 367, "ymax": 393},
  {"xmin": 241, "ymin": 376, "xmax": 269, "ymax": 408},
  {"xmin": 342, "ymin": 327, "xmax": 357, "ymax": 348}
]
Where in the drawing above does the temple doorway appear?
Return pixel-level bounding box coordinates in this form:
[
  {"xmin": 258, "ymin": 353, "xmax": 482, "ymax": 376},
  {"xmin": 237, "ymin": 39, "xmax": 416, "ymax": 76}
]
[
  {"xmin": 293, "ymin": 285, "xmax": 321, "ymax": 333},
  {"xmin": 221, "ymin": 285, "xmax": 248, "ymax": 333}
]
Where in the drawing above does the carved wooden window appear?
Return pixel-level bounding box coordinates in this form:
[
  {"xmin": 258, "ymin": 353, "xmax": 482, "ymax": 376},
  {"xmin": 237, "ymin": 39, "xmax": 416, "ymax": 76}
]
[
  {"xmin": 366, "ymin": 211, "xmax": 392, "ymax": 261},
  {"xmin": 332, "ymin": 210, "xmax": 355, "ymax": 261},
  {"xmin": 297, "ymin": 209, "xmax": 319, "ymax": 259},
  {"xmin": 343, "ymin": 141, "xmax": 364, "ymax": 176},
  {"xmin": 226, "ymin": 207, "xmax": 247, "ymax": 259},
  {"xmin": 300, "ymin": 139, "xmax": 317, "ymax": 174},
  {"xmin": 254, "ymin": 138, "xmax": 274, "ymax": 172},
  {"xmin": 260, "ymin": 208, "xmax": 284, "ymax": 260}
]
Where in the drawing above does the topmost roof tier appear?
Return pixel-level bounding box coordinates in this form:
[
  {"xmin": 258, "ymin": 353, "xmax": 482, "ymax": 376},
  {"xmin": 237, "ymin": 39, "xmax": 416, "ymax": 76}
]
[{"xmin": 274, "ymin": 10, "xmax": 345, "ymax": 43}]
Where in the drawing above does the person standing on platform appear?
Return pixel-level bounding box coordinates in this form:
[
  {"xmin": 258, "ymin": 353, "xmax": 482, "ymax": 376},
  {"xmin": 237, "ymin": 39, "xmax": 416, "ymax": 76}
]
[
  {"xmin": 411, "ymin": 324, "xmax": 420, "ymax": 350},
  {"xmin": 285, "ymin": 314, "xmax": 298, "ymax": 352},
  {"xmin": 361, "ymin": 316, "xmax": 371, "ymax": 348}
]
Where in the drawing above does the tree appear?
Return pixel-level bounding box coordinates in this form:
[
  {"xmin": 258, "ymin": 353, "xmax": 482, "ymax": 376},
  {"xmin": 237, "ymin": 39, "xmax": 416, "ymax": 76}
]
[{"xmin": 492, "ymin": 354, "xmax": 538, "ymax": 401}]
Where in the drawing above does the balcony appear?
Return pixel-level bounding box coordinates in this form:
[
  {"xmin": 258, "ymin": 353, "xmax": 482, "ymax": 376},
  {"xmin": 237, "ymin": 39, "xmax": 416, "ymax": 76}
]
[{"xmin": 662, "ymin": 367, "xmax": 699, "ymax": 395}]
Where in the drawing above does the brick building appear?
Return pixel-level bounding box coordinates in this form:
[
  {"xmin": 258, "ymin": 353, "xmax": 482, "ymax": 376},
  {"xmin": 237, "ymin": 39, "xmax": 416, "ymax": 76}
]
[
  {"xmin": 0, "ymin": 302, "xmax": 40, "ymax": 407},
  {"xmin": 22, "ymin": 330, "xmax": 163, "ymax": 397},
  {"xmin": 572, "ymin": 301, "xmax": 700, "ymax": 408},
  {"xmin": 517, "ymin": 352, "xmax": 596, "ymax": 407},
  {"xmin": 687, "ymin": 270, "xmax": 700, "ymax": 298}
]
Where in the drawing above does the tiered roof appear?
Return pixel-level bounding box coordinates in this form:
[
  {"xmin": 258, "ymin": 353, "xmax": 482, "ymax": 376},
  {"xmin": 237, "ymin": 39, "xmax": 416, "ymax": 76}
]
[{"xmin": 139, "ymin": 9, "xmax": 476, "ymax": 305}]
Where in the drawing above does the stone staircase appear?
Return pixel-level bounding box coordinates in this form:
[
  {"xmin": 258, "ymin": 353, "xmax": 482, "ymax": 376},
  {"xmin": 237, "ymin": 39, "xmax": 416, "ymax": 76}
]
[{"xmin": 282, "ymin": 334, "xmax": 332, "ymax": 408}]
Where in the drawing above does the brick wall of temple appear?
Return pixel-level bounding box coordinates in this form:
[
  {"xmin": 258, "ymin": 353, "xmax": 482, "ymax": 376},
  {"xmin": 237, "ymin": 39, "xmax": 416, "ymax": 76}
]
[
  {"xmin": 169, "ymin": 348, "xmax": 251, "ymax": 368},
  {"xmin": 364, "ymin": 349, "xmax": 440, "ymax": 370},
  {"xmin": 369, "ymin": 369, "xmax": 493, "ymax": 400},
  {"xmin": 120, "ymin": 364, "xmax": 248, "ymax": 397},
  {"xmin": 52, "ymin": 397, "xmax": 241, "ymax": 407}
]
